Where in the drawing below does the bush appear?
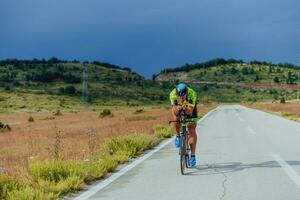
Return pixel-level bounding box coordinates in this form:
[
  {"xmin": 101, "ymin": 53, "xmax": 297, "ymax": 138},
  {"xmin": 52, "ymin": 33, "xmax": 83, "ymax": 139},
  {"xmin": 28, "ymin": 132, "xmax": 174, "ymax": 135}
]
[
  {"xmin": 0, "ymin": 122, "xmax": 11, "ymax": 132},
  {"xmin": 53, "ymin": 110, "xmax": 62, "ymax": 116},
  {"xmin": 134, "ymin": 108, "xmax": 144, "ymax": 113},
  {"xmin": 7, "ymin": 186, "xmax": 57, "ymax": 200},
  {"xmin": 28, "ymin": 116, "xmax": 34, "ymax": 122},
  {"xmin": 101, "ymin": 134, "xmax": 159, "ymax": 162},
  {"xmin": 64, "ymin": 86, "xmax": 76, "ymax": 95},
  {"xmin": 29, "ymin": 160, "xmax": 85, "ymax": 195},
  {"xmin": 4, "ymin": 85, "xmax": 10, "ymax": 91},
  {"xmin": 280, "ymin": 97, "xmax": 286, "ymax": 103},
  {"xmin": 99, "ymin": 109, "xmax": 113, "ymax": 118},
  {"xmin": 0, "ymin": 174, "xmax": 16, "ymax": 200},
  {"xmin": 153, "ymin": 125, "xmax": 173, "ymax": 138},
  {"xmin": 58, "ymin": 87, "xmax": 65, "ymax": 94}
]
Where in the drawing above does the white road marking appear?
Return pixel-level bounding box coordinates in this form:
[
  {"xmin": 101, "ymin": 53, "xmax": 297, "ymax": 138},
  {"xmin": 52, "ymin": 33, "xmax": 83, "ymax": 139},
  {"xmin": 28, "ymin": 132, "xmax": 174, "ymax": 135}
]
[
  {"xmin": 272, "ymin": 154, "xmax": 300, "ymax": 189},
  {"xmin": 73, "ymin": 107, "xmax": 218, "ymax": 200},
  {"xmin": 247, "ymin": 127, "xmax": 256, "ymax": 135},
  {"xmin": 73, "ymin": 138, "xmax": 173, "ymax": 200},
  {"xmin": 239, "ymin": 117, "xmax": 245, "ymax": 122}
]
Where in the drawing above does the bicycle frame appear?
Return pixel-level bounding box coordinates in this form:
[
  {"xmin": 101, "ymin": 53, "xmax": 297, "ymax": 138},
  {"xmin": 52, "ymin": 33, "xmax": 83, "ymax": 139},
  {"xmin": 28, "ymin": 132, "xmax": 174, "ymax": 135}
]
[{"xmin": 169, "ymin": 107, "xmax": 192, "ymax": 175}]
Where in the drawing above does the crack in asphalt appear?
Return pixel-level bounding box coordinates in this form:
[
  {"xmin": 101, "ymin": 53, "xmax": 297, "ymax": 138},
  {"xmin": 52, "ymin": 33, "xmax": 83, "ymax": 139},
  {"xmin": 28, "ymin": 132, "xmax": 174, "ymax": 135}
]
[
  {"xmin": 219, "ymin": 171, "xmax": 228, "ymax": 200},
  {"xmin": 212, "ymin": 167, "xmax": 228, "ymax": 200}
]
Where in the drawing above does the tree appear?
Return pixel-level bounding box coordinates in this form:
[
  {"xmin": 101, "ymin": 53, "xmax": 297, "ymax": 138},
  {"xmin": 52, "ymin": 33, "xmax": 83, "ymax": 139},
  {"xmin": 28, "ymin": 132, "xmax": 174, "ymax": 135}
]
[
  {"xmin": 242, "ymin": 67, "xmax": 249, "ymax": 75},
  {"xmin": 280, "ymin": 96, "xmax": 286, "ymax": 103},
  {"xmin": 286, "ymin": 71, "xmax": 295, "ymax": 84},
  {"xmin": 64, "ymin": 85, "xmax": 76, "ymax": 94},
  {"xmin": 274, "ymin": 76, "xmax": 280, "ymax": 83},
  {"xmin": 64, "ymin": 73, "xmax": 81, "ymax": 83},
  {"xmin": 230, "ymin": 67, "xmax": 238, "ymax": 74}
]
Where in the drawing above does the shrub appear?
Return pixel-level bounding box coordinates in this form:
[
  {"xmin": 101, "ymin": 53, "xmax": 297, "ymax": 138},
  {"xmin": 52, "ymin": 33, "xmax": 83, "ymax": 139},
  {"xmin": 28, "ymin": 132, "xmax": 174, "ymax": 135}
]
[
  {"xmin": 64, "ymin": 86, "xmax": 76, "ymax": 95},
  {"xmin": 101, "ymin": 134, "xmax": 159, "ymax": 163},
  {"xmin": 0, "ymin": 122, "xmax": 11, "ymax": 132},
  {"xmin": 81, "ymin": 157, "xmax": 116, "ymax": 183},
  {"xmin": 29, "ymin": 160, "xmax": 85, "ymax": 195},
  {"xmin": 58, "ymin": 87, "xmax": 65, "ymax": 94},
  {"xmin": 0, "ymin": 173, "xmax": 16, "ymax": 200},
  {"xmin": 53, "ymin": 110, "xmax": 62, "ymax": 116},
  {"xmin": 7, "ymin": 186, "xmax": 57, "ymax": 200},
  {"xmin": 28, "ymin": 116, "xmax": 34, "ymax": 122},
  {"xmin": 153, "ymin": 125, "xmax": 173, "ymax": 138},
  {"xmin": 134, "ymin": 108, "xmax": 144, "ymax": 113},
  {"xmin": 99, "ymin": 109, "xmax": 113, "ymax": 118},
  {"xmin": 4, "ymin": 85, "xmax": 10, "ymax": 91},
  {"xmin": 280, "ymin": 97, "xmax": 286, "ymax": 103}
]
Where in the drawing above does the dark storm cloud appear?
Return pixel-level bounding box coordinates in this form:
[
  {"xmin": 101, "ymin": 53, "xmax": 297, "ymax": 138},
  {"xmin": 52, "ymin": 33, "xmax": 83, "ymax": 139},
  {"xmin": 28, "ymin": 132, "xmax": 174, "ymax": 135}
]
[{"xmin": 0, "ymin": 0, "xmax": 300, "ymax": 78}]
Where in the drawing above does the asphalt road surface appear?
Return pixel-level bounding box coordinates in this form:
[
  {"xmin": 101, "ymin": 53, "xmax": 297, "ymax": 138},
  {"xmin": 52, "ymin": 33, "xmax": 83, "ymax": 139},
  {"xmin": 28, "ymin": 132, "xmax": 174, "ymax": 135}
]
[{"xmin": 74, "ymin": 105, "xmax": 300, "ymax": 200}]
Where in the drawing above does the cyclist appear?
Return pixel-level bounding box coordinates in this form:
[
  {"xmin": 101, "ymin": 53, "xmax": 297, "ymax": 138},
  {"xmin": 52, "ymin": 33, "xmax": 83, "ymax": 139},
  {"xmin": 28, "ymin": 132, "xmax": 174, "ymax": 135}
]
[{"xmin": 170, "ymin": 83, "xmax": 198, "ymax": 167}]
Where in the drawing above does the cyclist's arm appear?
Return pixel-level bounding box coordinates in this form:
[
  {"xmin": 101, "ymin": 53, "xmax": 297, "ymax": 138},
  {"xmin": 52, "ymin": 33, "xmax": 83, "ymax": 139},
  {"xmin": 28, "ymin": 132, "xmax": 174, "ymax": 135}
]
[
  {"xmin": 170, "ymin": 89, "xmax": 180, "ymax": 118},
  {"xmin": 169, "ymin": 89, "xmax": 178, "ymax": 106},
  {"xmin": 184, "ymin": 88, "xmax": 198, "ymax": 115}
]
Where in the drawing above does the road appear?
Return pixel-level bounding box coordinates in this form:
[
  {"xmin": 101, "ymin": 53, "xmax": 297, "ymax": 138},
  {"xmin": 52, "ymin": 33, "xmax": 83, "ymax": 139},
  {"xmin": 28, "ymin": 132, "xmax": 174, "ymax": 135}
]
[{"xmin": 74, "ymin": 105, "xmax": 300, "ymax": 200}]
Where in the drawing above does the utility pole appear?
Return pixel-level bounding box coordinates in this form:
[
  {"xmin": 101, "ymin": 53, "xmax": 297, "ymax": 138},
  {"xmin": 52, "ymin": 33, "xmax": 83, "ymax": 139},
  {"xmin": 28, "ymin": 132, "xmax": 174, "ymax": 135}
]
[{"xmin": 81, "ymin": 63, "xmax": 91, "ymax": 103}]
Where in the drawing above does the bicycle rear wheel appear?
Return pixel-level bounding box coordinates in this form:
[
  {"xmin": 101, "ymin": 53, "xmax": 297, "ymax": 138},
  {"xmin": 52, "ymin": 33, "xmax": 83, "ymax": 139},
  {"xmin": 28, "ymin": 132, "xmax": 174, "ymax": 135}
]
[{"xmin": 185, "ymin": 135, "xmax": 190, "ymax": 168}]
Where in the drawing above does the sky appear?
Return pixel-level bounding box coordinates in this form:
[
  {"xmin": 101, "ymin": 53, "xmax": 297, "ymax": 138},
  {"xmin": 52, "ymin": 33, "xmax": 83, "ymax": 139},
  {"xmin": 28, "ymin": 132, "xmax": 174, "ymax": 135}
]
[{"xmin": 0, "ymin": 0, "xmax": 300, "ymax": 78}]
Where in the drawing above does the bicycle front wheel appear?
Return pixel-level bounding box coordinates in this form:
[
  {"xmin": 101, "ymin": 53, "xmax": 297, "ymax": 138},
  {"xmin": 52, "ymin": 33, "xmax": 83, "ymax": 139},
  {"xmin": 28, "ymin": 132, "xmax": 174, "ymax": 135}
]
[{"xmin": 180, "ymin": 135, "xmax": 186, "ymax": 175}]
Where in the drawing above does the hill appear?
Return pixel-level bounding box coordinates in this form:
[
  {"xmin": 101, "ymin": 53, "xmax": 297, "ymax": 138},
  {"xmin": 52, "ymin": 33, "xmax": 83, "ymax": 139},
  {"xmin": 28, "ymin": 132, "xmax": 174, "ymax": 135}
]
[
  {"xmin": 1, "ymin": 57, "xmax": 300, "ymax": 113},
  {"xmin": 154, "ymin": 58, "xmax": 300, "ymax": 85},
  {"xmin": 0, "ymin": 58, "xmax": 143, "ymax": 84},
  {"xmin": 0, "ymin": 58, "xmax": 171, "ymax": 113},
  {"xmin": 154, "ymin": 58, "xmax": 300, "ymax": 103}
]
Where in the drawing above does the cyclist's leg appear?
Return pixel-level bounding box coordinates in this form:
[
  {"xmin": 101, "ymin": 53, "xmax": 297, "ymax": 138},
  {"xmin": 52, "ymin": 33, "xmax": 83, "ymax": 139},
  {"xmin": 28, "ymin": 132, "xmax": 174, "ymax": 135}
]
[
  {"xmin": 187, "ymin": 105, "xmax": 198, "ymax": 155},
  {"xmin": 171, "ymin": 107, "xmax": 180, "ymax": 135},
  {"xmin": 187, "ymin": 124, "xmax": 197, "ymax": 155}
]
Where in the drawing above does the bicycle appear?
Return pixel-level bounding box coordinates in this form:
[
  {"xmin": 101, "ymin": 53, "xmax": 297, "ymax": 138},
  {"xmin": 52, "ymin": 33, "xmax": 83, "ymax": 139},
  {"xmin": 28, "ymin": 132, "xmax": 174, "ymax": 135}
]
[{"xmin": 169, "ymin": 107, "xmax": 194, "ymax": 175}]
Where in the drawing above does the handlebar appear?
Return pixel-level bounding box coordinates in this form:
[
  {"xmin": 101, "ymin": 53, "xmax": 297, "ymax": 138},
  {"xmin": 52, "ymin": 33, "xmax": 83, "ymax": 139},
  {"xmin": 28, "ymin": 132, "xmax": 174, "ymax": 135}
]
[
  {"xmin": 169, "ymin": 107, "xmax": 193, "ymax": 125},
  {"xmin": 168, "ymin": 119, "xmax": 196, "ymax": 125}
]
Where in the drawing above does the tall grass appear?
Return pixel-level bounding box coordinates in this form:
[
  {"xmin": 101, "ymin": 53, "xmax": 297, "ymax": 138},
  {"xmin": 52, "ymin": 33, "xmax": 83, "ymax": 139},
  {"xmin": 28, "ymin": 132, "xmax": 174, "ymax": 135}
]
[
  {"xmin": 0, "ymin": 125, "xmax": 171, "ymax": 199},
  {"xmin": 153, "ymin": 124, "xmax": 173, "ymax": 138},
  {"xmin": 126, "ymin": 114, "xmax": 157, "ymax": 121},
  {"xmin": 0, "ymin": 174, "xmax": 16, "ymax": 199}
]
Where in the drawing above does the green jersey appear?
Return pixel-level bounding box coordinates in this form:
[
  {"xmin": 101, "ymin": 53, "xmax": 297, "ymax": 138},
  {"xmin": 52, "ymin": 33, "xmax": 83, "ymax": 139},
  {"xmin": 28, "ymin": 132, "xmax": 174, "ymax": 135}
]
[{"xmin": 169, "ymin": 87, "xmax": 197, "ymax": 107}]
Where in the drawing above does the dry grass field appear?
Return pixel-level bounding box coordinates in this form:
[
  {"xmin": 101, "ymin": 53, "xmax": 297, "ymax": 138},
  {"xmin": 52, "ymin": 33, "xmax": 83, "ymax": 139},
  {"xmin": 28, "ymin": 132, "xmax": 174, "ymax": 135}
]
[
  {"xmin": 0, "ymin": 104, "xmax": 214, "ymax": 177},
  {"xmin": 247, "ymin": 101, "xmax": 300, "ymax": 120}
]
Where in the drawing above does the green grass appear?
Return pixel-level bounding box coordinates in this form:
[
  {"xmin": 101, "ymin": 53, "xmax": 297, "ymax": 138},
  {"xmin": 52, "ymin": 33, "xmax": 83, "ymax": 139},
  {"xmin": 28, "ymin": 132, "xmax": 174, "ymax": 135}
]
[
  {"xmin": 281, "ymin": 112, "xmax": 300, "ymax": 122},
  {"xmin": 153, "ymin": 124, "xmax": 173, "ymax": 138},
  {"xmin": 7, "ymin": 186, "xmax": 58, "ymax": 200},
  {"xmin": 0, "ymin": 125, "xmax": 171, "ymax": 199},
  {"xmin": 0, "ymin": 174, "xmax": 16, "ymax": 200}
]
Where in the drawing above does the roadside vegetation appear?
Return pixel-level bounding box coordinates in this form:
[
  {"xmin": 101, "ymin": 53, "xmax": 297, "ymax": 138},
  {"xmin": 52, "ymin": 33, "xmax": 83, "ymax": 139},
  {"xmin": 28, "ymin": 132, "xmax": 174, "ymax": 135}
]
[
  {"xmin": 0, "ymin": 124, "xmax": 171, "ymax": 199},
  {"xmin": 0, "ymin": 103, "xmax": 215, "ymax": 199},
  {"xmin": 247, "ymin": 101, "xmax": 300, "ymax": 122}
]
